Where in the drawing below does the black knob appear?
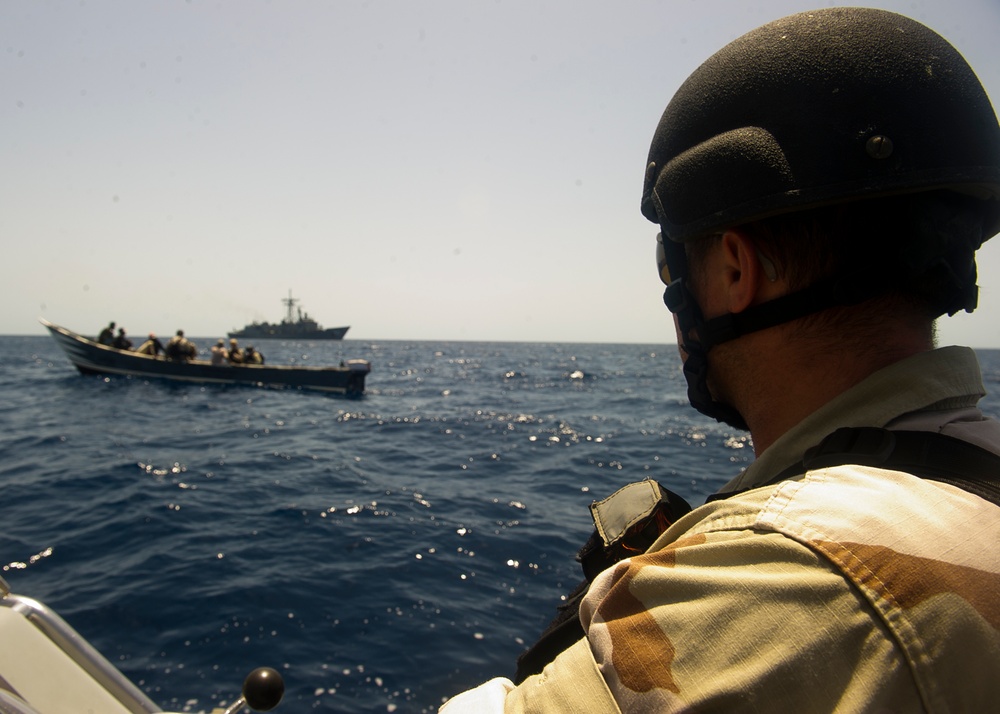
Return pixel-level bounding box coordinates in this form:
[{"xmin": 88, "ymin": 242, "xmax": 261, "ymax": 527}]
[{"xmin": 242, "ymin": 667, "xmax": 284, "ymax": 711}]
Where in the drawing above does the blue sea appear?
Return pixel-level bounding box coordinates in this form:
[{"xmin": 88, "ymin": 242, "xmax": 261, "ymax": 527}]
[{"xmin": 3, "ymin": 336, "xmax": 999, "ymax": 713}]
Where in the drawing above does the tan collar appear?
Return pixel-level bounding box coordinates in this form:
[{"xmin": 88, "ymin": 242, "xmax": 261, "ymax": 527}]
[{"xmin": 721, "ymin": 346, "xmax": 986, "ymax": 493}]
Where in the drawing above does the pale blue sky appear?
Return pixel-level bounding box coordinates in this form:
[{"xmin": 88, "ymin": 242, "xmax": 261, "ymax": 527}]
[{"xmin": 4, "ymin": 0, "xmax": 1000, "ymax": 344}]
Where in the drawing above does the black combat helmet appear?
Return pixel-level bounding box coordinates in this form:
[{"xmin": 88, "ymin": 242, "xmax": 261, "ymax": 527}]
[
  {"xmin": 642, "ymin": 6, "xmax": 1000, "ymax": 242},
  {"xmin": 642, "ymin": 7, "xmax": 1000, "ymax": 429}
]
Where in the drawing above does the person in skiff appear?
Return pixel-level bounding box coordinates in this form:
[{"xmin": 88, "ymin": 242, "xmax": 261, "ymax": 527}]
[
  {"xmin": 442, "ymin": 7, "xmax": 1000, "ymax": 713},
  {"xmin": 165, "ymin": 330, "xmax": 197, "ymax": 361},
  {"xmin": 136, "ymin": 333, "xmax": 165, "ymax": 357},
  {"xmin": 227, "ymin": 338, "xmax": 244, "ymax": 364},
  {"xmin": 210, "ymin": 339, "xmax": 228, "ymax": 366},
  {"xmin": 111, "ymin": 327, "xmax": 132, "ymax": 351},
  {"xmin": 244, "ymin": 345, "xmax": 264, "ymax": 365},
  {"xmin": 97, "ymin": 321, "xmax": 115, "ymax": 346}
]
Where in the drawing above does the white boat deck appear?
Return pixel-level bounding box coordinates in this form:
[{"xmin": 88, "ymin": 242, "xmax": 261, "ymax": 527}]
[{"xmin": 0, "ymin": 579, "xmax": 160, "ymax": 714}]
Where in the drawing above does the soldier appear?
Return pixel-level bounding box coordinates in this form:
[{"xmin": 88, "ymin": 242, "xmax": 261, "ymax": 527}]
[{"xmin": 443, "ymin": 8, "xmax": 1000, "ymax": 712}]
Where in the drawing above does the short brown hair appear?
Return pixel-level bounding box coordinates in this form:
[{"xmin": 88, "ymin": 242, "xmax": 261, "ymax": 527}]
[{"xmin": 740, "ymin": 191, "xmax": 985, "ymax": 319}]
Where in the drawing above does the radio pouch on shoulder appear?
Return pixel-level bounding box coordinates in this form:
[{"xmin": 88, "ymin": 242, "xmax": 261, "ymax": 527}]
[{"xmin": 513, "ymin": 479, "xmax": 692, "ymax": 683}]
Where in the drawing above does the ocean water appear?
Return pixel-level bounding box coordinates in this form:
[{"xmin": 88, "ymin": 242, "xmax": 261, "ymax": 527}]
[{"xmin": 2, "ymin": 335, "xmax": 998, "ymax": 713}]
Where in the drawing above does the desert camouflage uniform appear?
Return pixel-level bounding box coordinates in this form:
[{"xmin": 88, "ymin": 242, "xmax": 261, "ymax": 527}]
[{"xmin": 442, "ymin": 346, "xmax": 1000, "ymax": 713}]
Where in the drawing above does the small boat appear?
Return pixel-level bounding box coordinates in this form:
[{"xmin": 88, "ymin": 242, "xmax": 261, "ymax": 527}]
[
  {"xmin": 229, "ymin": 291, "xmax": 349, "ymax": 341},
  {"xmin": 41, "ymin": 320, "xmax": 371, "ymax": 396},
  {"xmin": 0, "ymin": 574, "xmax": 284, "ymax": 713}
]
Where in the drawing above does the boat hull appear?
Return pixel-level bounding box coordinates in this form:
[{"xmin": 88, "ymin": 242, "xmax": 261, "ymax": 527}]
[
  {"xmin": 41, "ymin": 320, "xmax": 369, "ymax": 396},
  {"xmin": 227, "ymin": 325, "xmax": 349, "ymax": 340}
]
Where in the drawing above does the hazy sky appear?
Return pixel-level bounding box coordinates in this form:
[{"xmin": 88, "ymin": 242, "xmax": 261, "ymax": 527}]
[{"xmin": 4, "ymin": 0, "xmax": 1000, "ymax": 345}]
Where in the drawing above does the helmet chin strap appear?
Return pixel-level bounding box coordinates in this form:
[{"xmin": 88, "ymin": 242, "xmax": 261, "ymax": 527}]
[
  {"xmin": 665, "ymin": 278, "xmax": 750, "ymax": 430},
  {"xmin": 663, "ymin": 267, "xmax": 923, "ymax": 431},
  {"xmin": 680, "ymin": 343, "xmax": 750, "ymax": 431}
]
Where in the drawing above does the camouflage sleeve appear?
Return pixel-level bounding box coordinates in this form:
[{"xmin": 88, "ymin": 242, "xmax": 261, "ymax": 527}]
[
  {"xmin": 439, "ymin": 640, "xmax": 621, "ymax": 714},
  {"xmin": 573, "ymin": 527, "xmax": 924, "ymax": 712}
]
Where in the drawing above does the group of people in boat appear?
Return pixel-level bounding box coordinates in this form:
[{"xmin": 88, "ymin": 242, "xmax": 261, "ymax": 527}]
[
  {"xmin": 96, "ymin": 322, "xmax": 263, "ymax": 365},
  {"xmin": 210, "ymin": 338, "xmax": 264, "ymax": 365},
  {"xmin": 97, "ymin": 322, "xmax": 137, "ymax": 351}
]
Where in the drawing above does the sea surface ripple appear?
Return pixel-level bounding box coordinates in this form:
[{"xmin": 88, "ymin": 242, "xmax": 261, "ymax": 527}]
[{"xmin": 2, "ymin": 335, "xmax": 997, "ymax": 712}]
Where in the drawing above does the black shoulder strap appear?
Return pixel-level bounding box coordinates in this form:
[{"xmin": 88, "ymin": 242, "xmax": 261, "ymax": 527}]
[{"xmin": 711, "ymin": 427, "xmax": 1000, "ymax": 505}]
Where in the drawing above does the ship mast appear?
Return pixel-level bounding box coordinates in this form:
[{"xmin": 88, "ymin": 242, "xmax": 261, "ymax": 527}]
[{"xmin": 282, "ymin": 290, "xmax": 299, "ymax": 324}]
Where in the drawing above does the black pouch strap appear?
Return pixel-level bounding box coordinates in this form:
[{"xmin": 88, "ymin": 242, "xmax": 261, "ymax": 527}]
[
  {"xmin": 710, "ymin": 427, "xmax": 1000, "ymax": 505},
  {"xmin": 579, "ymin": 479, "xmax": 692, "ymax": 581},
  {"xmin": 512, "ymin": 579, "xmax": 589, "ymax": 684},
  {"xmin": 514, "ymin": 479, "xmax": 692, "ymax": 683}
]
